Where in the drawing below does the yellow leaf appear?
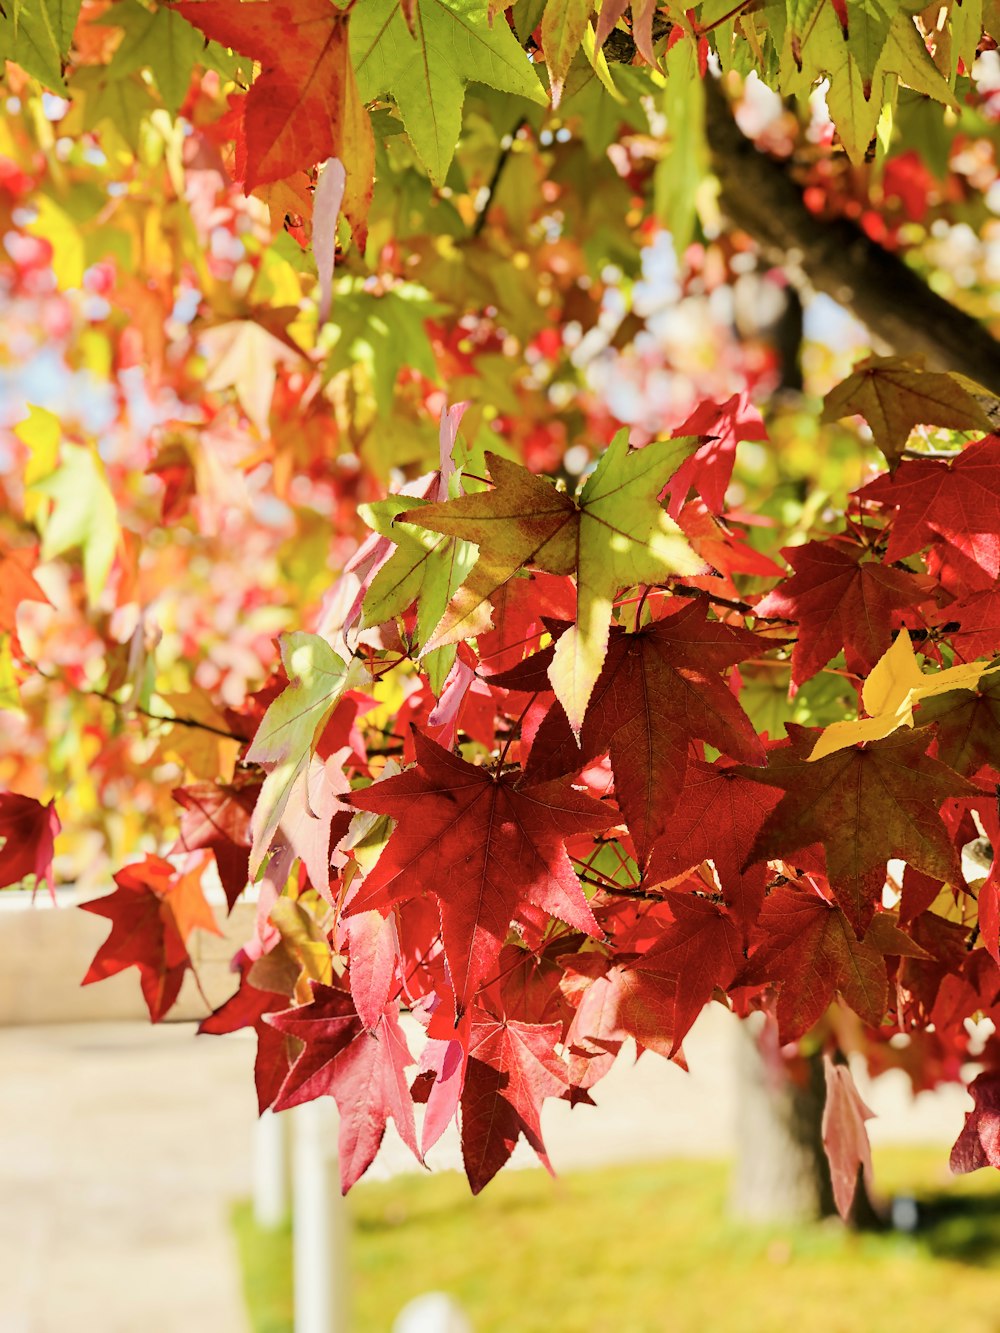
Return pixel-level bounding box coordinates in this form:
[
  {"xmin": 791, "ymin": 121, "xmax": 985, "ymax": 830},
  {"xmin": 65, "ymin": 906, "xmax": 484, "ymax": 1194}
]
[
  {"xmin": 28, "ymin": 196, "xmax": 85, "ymax": 289},
  {"xmin": 809, "ymin": 630, "xmax": 994, "ymax": 760},
  {"xmin": 0, "ymin": 636, "xmax": 22, "ymax": 712},
  {"xmin": 152, "ymin": 689, "xmax": 242, "ymax": 782},
  {"xmin": 269, "ymin": 897, "xmax": 333, "ymax": 1002},
  {"xmin": 860, "ymin": 628, "xmax": 924, "ymax": 717},
  {"xmin": 15, "ymin": 405, "xmax": 60, "ymax": 525}
]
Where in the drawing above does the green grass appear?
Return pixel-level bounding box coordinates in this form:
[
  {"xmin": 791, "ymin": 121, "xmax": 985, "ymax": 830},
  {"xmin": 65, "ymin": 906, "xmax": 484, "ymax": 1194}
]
[{"xmin": 232, "ymin": 1149, "xmax": 1000, "ymax": 1333}]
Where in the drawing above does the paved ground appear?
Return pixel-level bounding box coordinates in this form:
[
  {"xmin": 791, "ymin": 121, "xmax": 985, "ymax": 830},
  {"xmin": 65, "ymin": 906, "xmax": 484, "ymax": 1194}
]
[
  {"xmin": 1, "ymin": 1021, "xmax": 256, "ymax": 1333},
  {"xmin": 0, "ymin": 1008, "xmax": 975, "ymax": 1331}
]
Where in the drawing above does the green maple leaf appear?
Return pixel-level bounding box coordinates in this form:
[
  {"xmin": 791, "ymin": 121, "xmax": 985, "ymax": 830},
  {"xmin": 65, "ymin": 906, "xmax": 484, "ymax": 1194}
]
[
  {"xmin": 323, "ymin": 285, "xmax": 439, "ymax": 417},
  {"xmin": 843, "ymin": 0, "xmax": 896, "ymax": 95},
  {"xmin": 358, "ymin": 493, "xmax": 483, "ymax": 692},
  {"xmin": 540, "ymin": 0, "xmax": 593, "ymax": 99},
  {"xmin": 401, "ymin": 430, "xmax": 702, "ymax": 730},
  {"xmin": 949, "ymin": 0, "xmax": 985, "ymax": 82},
  {"xmin": 784, "ymin": 0, "xmax": 823, "ymax": 66},
  {"xmin": 31, "ymin": 443, "xmax": 119, "ymax": 606},
  {"xmin": 786, "ymin": 2, "xmax": 955, "ymax": 163},
  {"xmin": 68, "ymin": 67, "xmax": 158, "ymax": 150},
  {"xmin": 822, "ymin": 355, "xmax": 993, "ymax": 467},
  {"xmin": 0, "ymin": 0, "xmax": 80, "ymax": 91},
  {"xmin": 351, "ymin": 0, "xmax": 547, "ymax": 185},
  {"xmin": 881, "ymin": 8, "xmax": 960, "ymax": 105},
  {"xmin": 245, "ymin": 633, "xmax": 366, "ymax": 875},
  {"xmin": 106, "ymin": 0, "xmax": 209, "ymax": 113}
]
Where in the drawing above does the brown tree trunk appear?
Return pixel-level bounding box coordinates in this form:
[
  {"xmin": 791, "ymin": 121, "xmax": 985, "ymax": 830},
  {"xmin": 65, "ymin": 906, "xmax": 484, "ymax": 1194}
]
[
  {"xmin": 704, "ymin": 77, "xmax": 1000, "ymax": 410},
  {"xmin": 729, "ymin": 1015, "xmax": 836, "ymax": 1223}
]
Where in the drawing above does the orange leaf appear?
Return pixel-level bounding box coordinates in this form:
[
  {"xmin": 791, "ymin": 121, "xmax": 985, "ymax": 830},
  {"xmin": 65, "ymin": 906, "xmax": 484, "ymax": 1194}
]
[{"xmin": 175, "ymin": 0, "xmax": 374, "ymax": 246}]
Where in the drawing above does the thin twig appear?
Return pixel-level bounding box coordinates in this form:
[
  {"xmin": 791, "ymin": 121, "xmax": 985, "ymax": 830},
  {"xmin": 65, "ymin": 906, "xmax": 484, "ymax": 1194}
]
[
  {"xmin": 697, "ymin": 1, "xmax": 751, "ymax": 34},
  {"xmin": 497, "ymin": 691, "xmax": 539, "ymax": 771},
  {"xmin": 23, "ymin": 660, "xmax": 244, "ymax": 741},
  {"xmin": 472, "ymin": 117, "xmax": 527, "ymax": 238},
  {"xmin": 670, "ymin": 582, "xmax": 793, "ymax": 622},
  {"xmin": 593, "ymin": 880, "xmax": 665, "ymax": 901}
]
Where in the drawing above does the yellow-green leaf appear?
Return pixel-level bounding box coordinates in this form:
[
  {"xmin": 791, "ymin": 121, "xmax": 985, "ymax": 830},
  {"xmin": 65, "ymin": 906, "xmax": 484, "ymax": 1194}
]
[
  {"xmin": 30, "ymin": 443, "xmax": 119, "ymax": 606},
  {"xmin": 822, "ymin": 355, "xmax": 994, "ymax": 467},
  {"xmin": 246, "ymin": 633, "xmax": 367, "ymax": 873},
  {"xmin": 402, "ymin": 430, "xmax": 702, "ymax": 729}
]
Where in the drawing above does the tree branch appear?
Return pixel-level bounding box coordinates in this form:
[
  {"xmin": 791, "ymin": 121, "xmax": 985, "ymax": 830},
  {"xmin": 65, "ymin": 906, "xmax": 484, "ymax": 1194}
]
[
  {"xmin": 704, "ymin": 79, "xmax": 1000, "ymax": 412},
  {"xmin": 24, "ymin": 659, "xmax": 244, "ymax": 741}
]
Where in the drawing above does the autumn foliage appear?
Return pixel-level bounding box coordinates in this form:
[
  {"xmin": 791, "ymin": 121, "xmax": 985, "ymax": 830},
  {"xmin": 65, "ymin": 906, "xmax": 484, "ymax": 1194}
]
[{"xmin": 6, "ymin": 0, "xmax": 1000, "ymax": 1209}]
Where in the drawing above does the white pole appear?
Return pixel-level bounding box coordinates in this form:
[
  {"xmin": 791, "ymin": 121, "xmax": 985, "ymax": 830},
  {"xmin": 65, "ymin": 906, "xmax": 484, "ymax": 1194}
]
[
  {"xmin": 253, "ymin": 1108, "xmax": 289, "ymax": 1230},
  {"xmin": 293, "ymin": 1100, "xmax": 348, "ymax": 1333}
]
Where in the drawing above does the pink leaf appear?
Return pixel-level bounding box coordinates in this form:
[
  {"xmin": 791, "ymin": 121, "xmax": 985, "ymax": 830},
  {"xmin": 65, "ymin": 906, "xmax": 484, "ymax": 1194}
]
[
  {"xmin": 822, "ymin": 1057, "xmax": 876, "ymax": 1219},
  {"xmin": 313, "ymin": 157, "xmax": 346, "ymax": 324},
  {"xmin": 346, "ymin": 909, "xmax": 400, "ymax": 1029}
]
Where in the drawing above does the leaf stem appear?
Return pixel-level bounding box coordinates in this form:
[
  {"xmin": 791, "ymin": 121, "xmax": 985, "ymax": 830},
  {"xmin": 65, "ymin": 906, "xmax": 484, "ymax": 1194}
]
[{"xmin": 497, "ymin": 691, "xmax": 539, "ymax": 771}]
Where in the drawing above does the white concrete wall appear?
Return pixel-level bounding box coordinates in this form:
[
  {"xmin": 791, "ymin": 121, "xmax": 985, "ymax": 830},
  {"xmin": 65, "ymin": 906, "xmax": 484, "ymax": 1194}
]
[{"xmin": 0, "ymin": 890, "xmax": 252, "ymax": 1025}]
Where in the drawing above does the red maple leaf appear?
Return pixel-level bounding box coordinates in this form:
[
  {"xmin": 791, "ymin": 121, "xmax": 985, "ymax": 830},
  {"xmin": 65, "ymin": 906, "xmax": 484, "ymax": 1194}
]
[
  {"xmin": 754, "ymin": 535, "xmax": 935, "ymax": 687},
  {"xmin": 644, "ymin": 758, "xmax": 782, "ymax": 941},
  {"xmin": 344, "ymin": 909, "xmax": 400, "ymax": 1030},
  {"xmin": 460, "ymin": 1007, "xmax": 567, "ymax": 1193},
  {"xmin": 637, "ymin": 892, "xmax": 742, "ymax": 1052},
  {"xmin": 856, "ymin": 437, "xmax": 1000, "ymax": 580},
  {"xmin": 522, "ymin": 602, "xmax": 768, "ymax": 866},
  {"xmin": 950, "ymin": 1070, "xmax": 1000, "ymax": 1174},
  {"xmin": 199, "ymin": 963, "xmax": 293, "ymax": 1113},
  {"xmin": 174, "ymin": 0, "xmax": 374, "ymax": 242},
  {"xmin": 739, "ymin": 887, "xmax": 890, "ymax": 1042},
  {"xmin": 476, "ymin": 572, "xmax": 576, "ymax": 676},
  {"xmin": 347, "ymin": 729, "xmax": 613, "ymax": 1014},
  {"xmin": 933, "ymin": 587, "xmax": 1000, "ymax": 662},
  {"xmin": 81, "ymin": 855, "xmax": 221, "ymax": 1021},
  {"xmin": 674, "ymin": 499, "xmax": 786, "ymax": 587},
  {"xmin": 665, "ymin": 392, "xmax": 767, "ymax": 518},
  {"xmin": 561, "ymin": 949, "xmax": 679, "ymax": 1066},
  {"xmin": 412, "ymin": 1030, "xmax": 468, "ymax": 1154},
  {"xmin": 918, "ymin": 673, "xmax": 1000, "ymax": 777},
  {"xmin": 0, "ymin": 792, "xmax": 60, "ymax": 892},
  {"xmin": 897, "ymin": 910, "xmax": 972, "ymax": 1027},
  {"xmin": 898, "ymin": 865, "xmax": 945, "ymax": 926},
  {"xmin": 267, "ymin": 982, "xmax": 420, "ymax": 1191},
  {"xmin": 171, "ymin": 780, "xmax": 260, "ymax": 909},
  {"xmin": 480, "ymin": 939, "xmax": 573, "ymax": 1028},
  {"xmin": 739, "ymin": 725, "xmax": 980, "ymax": 936},
  {"xmin": 562, "ymin": 891, "xmax": 740, "ymax": 1065}
]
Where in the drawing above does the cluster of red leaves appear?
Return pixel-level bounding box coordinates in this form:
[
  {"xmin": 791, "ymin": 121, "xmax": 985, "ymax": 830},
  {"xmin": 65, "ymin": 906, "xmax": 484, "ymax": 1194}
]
[{"xmin": 61, "ymin": 405, "xmax": 1000, "ymax": 1201}]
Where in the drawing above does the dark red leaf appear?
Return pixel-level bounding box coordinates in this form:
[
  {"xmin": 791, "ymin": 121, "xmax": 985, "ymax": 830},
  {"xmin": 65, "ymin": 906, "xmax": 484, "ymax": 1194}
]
[
  {"xmin": 199, "ymin": 963, "xmax": 293, "ymax": 1113},
  {"xmin": 347, "ymin": 728, "xmax": 612, "ymax": 1014},
  {"xmin": 739, "ymin": 725, "xmax": 980, "ymax": 936},
  {"xmin": 0, "ymin": 792, "xmax": 60, "ymax": 891},
  {"xmin": 951, "ymin": 1071, "xmax": 1000, "ymax": 1174},
  {"xmin": 460, "ymin": 1007, "xmax": 567, "ymax": 1193},
  {"xmin": 754, "ymin": 536, "xmax": 935, "ymax": 687},
  {"xmin": 171, "ymin": 780, "xmax": 260, "ymax": 909},
  {"xmin": 526, "ymin": 603, "xmax": 769, "ymax": 866}
]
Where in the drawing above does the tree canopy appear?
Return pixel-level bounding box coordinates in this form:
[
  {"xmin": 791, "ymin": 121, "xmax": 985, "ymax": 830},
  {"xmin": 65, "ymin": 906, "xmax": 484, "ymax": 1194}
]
[{"xmin": 5, "ymin": 0, "xmax": 1000, "ymax": 1208}]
